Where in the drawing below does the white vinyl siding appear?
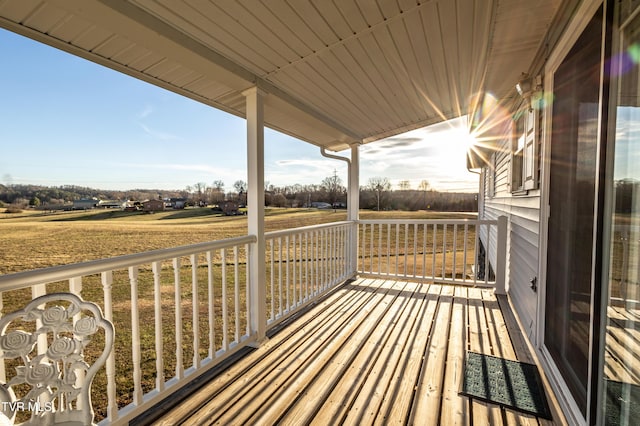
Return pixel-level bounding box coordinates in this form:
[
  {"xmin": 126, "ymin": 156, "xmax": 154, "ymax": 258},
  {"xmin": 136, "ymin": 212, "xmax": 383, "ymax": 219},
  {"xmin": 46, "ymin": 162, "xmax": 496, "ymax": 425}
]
[{"xmin": 480, "ymin": 134, "xmax": 541, "ymax": 339}]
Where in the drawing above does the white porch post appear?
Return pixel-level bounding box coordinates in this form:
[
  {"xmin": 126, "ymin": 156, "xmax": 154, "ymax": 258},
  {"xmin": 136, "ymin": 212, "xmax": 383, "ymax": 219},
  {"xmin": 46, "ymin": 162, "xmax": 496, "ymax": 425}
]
[
  {"xmin": 243, "ymin": 86, "xmax": 267, "ymax": 345},
  {"xmin": 348, "ymin": 143, "xmax": 360, "ymax": 276}
]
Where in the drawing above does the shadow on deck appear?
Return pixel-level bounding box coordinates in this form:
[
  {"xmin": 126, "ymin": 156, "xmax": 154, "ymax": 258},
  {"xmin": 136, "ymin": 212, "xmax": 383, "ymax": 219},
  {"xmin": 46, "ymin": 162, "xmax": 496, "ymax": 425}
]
[{"xmin": 139, "ymin": 278, "xmax": 563, "ymax": 425}]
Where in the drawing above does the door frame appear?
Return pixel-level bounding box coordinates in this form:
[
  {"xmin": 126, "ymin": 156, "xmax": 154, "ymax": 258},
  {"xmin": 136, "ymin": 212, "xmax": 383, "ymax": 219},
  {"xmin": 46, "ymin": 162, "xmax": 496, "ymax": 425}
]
[{"xmin": 536, "ymin": 0, "xmax": 608, "ymax": 423}]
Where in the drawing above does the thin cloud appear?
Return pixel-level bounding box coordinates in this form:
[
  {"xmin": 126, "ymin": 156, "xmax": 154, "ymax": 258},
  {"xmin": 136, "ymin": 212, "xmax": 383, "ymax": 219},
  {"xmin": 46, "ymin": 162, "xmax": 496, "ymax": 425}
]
[
  {"xmin": 139, "ymin": 123, "xmax": 181, "ymax": 141},
  {"xmin": 378, "ymin": 137, "xmax": 422, "ymax": 147},
  {"xmin": 138, "ymin": 104, "xmax": 153, "ymax": 119}
]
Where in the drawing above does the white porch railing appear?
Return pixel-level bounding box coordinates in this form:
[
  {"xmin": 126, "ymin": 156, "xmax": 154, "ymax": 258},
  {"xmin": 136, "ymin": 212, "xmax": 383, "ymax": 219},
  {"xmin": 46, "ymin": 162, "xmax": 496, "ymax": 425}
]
[
  {"xmin": 0, "ymin": 217, "xmax": 507, "ymax": 424},
  {"xmin": 0, "ymin": 235, "xmax": 256, "ymax": 425},
  {"xmin": 357, "ymin": 218, "xmax": 507, "ymax": 291},
  {"xmin": 265, "ymin": 221, "xmax": 355, "ymax": 327}
]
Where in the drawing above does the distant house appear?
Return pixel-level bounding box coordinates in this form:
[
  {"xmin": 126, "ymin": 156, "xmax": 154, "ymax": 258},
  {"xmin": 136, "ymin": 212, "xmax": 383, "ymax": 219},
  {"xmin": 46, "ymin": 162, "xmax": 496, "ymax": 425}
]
[
  {"xmin": 170, "ymin": 198, "xmax": 187, "ymax": 209},
  {"xmin": 98, "ymin": 200, "xmax": 125, "ymax": 209},
  {"xmin": 142, "ymin": 199, "xmax": 165, "ymax": 212},
  {"xmin": 219, "ymin": 200, "xmax": 240, "ymax": 215},
  {"xmin": 72, "ymin": 198, "xmax": 98, "ymax": 210},
  {"xmin": 311, "ymin": 202, "xmax": 332, "ymax": 209}
]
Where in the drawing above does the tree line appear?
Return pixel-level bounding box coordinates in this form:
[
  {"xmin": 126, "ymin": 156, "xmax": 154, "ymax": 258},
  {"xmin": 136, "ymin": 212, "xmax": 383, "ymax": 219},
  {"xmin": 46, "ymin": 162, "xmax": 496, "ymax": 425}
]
[{"xmin": 0, "ymin": 175, "xmax": 478, "ymax": 212}]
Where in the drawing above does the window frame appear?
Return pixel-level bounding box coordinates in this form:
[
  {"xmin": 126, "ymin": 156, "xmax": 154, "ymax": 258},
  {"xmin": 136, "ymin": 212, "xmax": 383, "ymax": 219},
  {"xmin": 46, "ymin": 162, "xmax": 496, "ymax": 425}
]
[{"xmin": 511, "ymin": 102, "xmax": 539, "ymax": 194}]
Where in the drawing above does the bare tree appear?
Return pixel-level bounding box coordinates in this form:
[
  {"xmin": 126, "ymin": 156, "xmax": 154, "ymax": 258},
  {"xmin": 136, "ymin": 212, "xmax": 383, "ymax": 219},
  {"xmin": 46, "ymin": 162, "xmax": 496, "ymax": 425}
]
[
  {"xmin": 419, "ymin": 180, "xmax": 431, "ymax": 209},
  {"xmin": 321, "ymin": 170, "xmax": 345, "ymax": 208},
  {"xmin": 398, "ymin": 180, "xmax": 410, "ymax": 190},
  {"xmin": 193, "ymin": 182, "xmax": 207, "ymax": 206},
  {"xmin": 210, "ymin": 180, "xmax": 225, "ymax": 204},
  {"xmin": 233, "ymin": 180, "xmax": 247, "ymax": 204},
  {"xmin": 418, "ymin": 180, "xmax": 430, "ymax": 192},
  {"xmin": 368, "ymin": 176, "xmax": 391, "ymax": 211}
]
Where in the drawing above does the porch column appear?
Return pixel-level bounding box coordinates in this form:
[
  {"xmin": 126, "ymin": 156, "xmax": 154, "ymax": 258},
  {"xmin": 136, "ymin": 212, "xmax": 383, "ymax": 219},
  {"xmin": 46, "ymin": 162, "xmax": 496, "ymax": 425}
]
[
  {"xmin": 348, "ymin": 143, "xmax": 360, "ymax": 276},
  {"xmin": 243, "ymin": 86, "xmax": 267, "ymax": 345}
]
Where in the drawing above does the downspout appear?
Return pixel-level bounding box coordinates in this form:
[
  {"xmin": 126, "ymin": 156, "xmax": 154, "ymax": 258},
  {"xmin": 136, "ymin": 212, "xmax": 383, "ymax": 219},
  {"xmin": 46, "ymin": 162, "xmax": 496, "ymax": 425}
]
[
  {"xmin": 320, "ymin": 146, "xmax": 359, "ymax": 277},
  {"xmin": 320, "ymin": 147, "xmax": 351, "ymax": 216},
  {"xmin": 320, "ymin": 146, "xmax": 350, "ymax": 200},
  {"xmin": 320, "ymin": 147, "xmax": 351, "ymax": 166}
]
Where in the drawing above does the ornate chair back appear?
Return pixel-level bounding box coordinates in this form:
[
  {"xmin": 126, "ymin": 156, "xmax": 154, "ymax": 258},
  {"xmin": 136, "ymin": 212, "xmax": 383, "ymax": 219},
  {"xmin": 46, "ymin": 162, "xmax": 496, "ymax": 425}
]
[{"xmin": 0, "ymin": 293, "xmax": 114, "ymax": 425}]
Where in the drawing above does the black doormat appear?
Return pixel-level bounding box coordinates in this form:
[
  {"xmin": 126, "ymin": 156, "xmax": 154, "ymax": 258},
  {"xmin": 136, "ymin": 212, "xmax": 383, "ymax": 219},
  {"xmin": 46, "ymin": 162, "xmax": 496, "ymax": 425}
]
[
  {"xmin": 604, "ymin": 380, "xmax": 640, "ymax": 425},
  {"xmin": 460, "ymin": 351, "xmax": 552, "ymax": 419}
]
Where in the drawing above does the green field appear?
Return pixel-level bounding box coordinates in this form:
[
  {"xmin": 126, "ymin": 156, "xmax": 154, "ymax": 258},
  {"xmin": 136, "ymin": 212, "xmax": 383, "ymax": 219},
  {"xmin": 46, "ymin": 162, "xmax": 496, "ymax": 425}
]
[
  {"xmin": 0, "ymin": 207, "xmax": 474, "ymax": 274},
  {"xmin": 0, "ymin": 207, "xmax": 475, "ymax": 421}
]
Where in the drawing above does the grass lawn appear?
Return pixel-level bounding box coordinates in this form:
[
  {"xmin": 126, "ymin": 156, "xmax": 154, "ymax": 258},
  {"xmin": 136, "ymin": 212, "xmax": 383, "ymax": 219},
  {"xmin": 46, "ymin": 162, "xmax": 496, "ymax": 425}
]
[
  {"xmin": 0, "ymin": 207, "xmax": 474, "ymax": 274},
  {"xmin": 0, "ymin": 207, "xmax": 475, "ymax": 420}
]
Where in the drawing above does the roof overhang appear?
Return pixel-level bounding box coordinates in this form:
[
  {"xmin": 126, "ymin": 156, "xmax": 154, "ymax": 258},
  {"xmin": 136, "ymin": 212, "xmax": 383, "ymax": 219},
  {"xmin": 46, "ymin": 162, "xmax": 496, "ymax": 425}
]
[{"xmin": 0, "ymin": 0, "xmax": 563, "ymax": 151}]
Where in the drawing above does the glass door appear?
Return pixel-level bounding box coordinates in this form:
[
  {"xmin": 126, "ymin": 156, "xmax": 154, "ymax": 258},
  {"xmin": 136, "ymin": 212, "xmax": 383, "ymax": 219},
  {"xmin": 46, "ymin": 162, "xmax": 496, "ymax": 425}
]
[
  {"xmin": 601, "ymin": 7, "xmax": 640, "ymax": 424},
  {"xmin": 545, "ymin": 7, "xmax": 603, "ymax": 417}
]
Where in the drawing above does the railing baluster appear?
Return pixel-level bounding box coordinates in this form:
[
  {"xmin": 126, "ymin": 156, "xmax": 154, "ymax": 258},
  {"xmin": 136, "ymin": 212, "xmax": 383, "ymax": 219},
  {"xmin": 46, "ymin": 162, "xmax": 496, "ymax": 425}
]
[
  {"xmin": 101, "ymin": 271, "xmax": 117, "ymax": 421},
  {"xmin": 413, "ymin": 223, "xmax": 418, "ymax": 277},
  {"xmin": 129, "ymin": 266, "xmax": 143, "ymax": 406},
  {"xmin": 173, "ymin": 258, "xmax": 183, "ymax": 379},
  {"xmin": 222, "ymin": 249, "xmax": 228, "ymax": 351},
  {"xmin": 69, "ymin": 276, "xmax": 84, "ymax": 400},
  {"xmin": 387, "ymin": 223, "xmax": 391, "ymax": 275},
  {"xmin": 341, "ymin": 225, "xmax": 344, "ymax": 278},
  {"xmin": 474, "ymin": 224, "xmax": 479, "ymax": 286},
  {"xmin": 422, "ymin": 224, "xmax": 427, "ymax": 280},
  {"xmin": 359, "ymin": 223, "xmax": 365, "ymax": 273},
  {"xmin": 298, "ymin": 233, "xmax": 306, "ymax": 304},
  {"xmin": 278, "ymin": 237, "xmax": 283, "ymax": 317},
  {"xmin": 269, "ymin": 240, "xmax": 275, "ymax": 321},
  {"xmin": 485, "ymin": 223, "xmax": 490, "ymax": 286},
  {"xmin": 369, "ymin": 223, "xmax": 374, "ymax": 274},
  {"xmin": 152, "ymin": 261, "xmax": 164, "ymax": 391},
  {"xmin": 245, "ymin": 244, "xmax": 250, "ymax": 337},
  {"xmin": 404, "ymin": 223, "xmax": 409, "ymax": 277},
  {"xmin": 191, "ymin": 254, "xmax": 200, "ymax": 369},
  {"xmin": 285, "ymin": 235, "xmax": 290, "ymax": 312},
  {"xmin": 322, "ymin": 229, "xmax": 327, "ymax": 289},
  {"xmin": 442, "ymin": 224, "xmax": 447, "ymax": 279},
  {"xmin": 304, "ymin": 232, "xmax": 309, "ymax": 301},
  {"xmin": 463, "ymin": 224, "xmax": 469, "ymax": 283},
  {"xmin": 317, "ymin": 230, "xmax": 322, "ymax": 288},
  {"xmin": 313, "ymin": 230, "xmax": 317, "ymax": 290},
  {"xmin": 395, "ymin": 223, "xmax": 400, "ymax": 277},
  {"xmin": 234, "ymin": 246, "xmax": 239, "ymax": 344},
  {"xmin": 432, "ymin": 223, "xmax": 437, "ymax": 279},
  {"xmin": 452, "ymin": 224, "xmax": 458, "ymax": 280},
  {"xmin": 292, "ymin": 234, "xmax": 297, "ymax": 307},
  {"xmin": 207, "ymin": 251, "xmax": 215, "ymax": 358},
  {"xmin": 377, "ymin": 222, "xmax": 382, "ymax": 274},
  {"xmin": 330, "ymin": 226, "xmax": 335, "ymax": 284}
]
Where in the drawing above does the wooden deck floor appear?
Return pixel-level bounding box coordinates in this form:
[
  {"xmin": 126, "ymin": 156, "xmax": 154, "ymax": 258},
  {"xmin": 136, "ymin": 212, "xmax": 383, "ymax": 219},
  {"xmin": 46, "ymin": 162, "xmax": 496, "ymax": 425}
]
[{"xmin": 151, "ymin": 278, "xmax": 564, "ymax": 425}]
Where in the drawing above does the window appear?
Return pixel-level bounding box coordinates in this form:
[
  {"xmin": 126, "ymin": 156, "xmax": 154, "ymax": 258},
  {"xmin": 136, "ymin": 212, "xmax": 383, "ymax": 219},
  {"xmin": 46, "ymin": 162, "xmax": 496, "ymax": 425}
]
[{"xmin": 511, "ymin": 104, "xmax": 539, "ymax": 193}]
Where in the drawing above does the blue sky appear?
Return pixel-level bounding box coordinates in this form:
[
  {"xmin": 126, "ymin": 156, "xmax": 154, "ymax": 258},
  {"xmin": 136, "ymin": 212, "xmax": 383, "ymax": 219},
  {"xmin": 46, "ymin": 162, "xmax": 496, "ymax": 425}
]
[{"xmin": 0, "ymin": 28, "xmax": 478, "ymax": 193}]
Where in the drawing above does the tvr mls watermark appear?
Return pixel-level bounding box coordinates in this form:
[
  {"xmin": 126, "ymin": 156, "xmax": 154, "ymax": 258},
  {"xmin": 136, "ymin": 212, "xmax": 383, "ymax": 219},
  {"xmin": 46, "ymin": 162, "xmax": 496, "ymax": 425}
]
[{"xmin": 1, "ymin": 400, "xmax": 54, "ymax": 413}]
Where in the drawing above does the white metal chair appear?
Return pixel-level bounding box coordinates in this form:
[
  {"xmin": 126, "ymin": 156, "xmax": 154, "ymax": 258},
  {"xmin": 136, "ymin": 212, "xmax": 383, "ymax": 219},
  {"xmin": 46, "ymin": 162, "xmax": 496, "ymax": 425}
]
[{"xmin": 0, "ymin": 293, "xmax": 113, "ymax": 425}]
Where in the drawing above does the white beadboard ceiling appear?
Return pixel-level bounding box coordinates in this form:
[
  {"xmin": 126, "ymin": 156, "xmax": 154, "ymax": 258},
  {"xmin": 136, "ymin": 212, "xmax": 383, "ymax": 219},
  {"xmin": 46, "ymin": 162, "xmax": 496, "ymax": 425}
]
[{"xmin": 0, "ymin": 0, "xmax": 561, "ymax": 151}]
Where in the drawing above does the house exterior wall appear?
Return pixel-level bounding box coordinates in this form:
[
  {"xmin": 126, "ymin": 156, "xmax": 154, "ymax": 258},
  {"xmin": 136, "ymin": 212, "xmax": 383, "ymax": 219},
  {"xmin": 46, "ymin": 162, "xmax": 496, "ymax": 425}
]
[
  {"xmin": 477, "ymin": 2, "xmax": 637, "ymax": 423},
  {"xmin": 480, "ymin": 145, "xmax": 541, "ymax": 341}
]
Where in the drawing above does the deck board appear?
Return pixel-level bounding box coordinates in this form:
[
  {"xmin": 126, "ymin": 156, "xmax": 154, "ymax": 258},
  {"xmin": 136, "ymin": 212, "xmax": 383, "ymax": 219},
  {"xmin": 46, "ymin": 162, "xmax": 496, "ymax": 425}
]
[{"xmin": 152, "ymin": 278, "xmax": 563, "ymax": 425}]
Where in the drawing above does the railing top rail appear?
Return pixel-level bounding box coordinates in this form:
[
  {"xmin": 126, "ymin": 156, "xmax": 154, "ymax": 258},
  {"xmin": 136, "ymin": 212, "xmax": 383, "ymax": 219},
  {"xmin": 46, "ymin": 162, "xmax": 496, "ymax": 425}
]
[
  {"xmin": 357, "ymin": 218, "xmax": 495, "ymax": 225},
  {"xmin": 265, "ymin": 220, "xmax": 355, "ymax": 239},
  {"xmin": 0, "ymin": 234, "xmax": 257, "ymax": 292}
]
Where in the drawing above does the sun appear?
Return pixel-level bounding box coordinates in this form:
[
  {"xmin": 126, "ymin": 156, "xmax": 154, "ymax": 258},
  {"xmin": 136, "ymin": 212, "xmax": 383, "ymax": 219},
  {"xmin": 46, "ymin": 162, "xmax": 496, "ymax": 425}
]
[{"xmin": 437, "ymin": 117, "xmax": 479, "ymax": 159}]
